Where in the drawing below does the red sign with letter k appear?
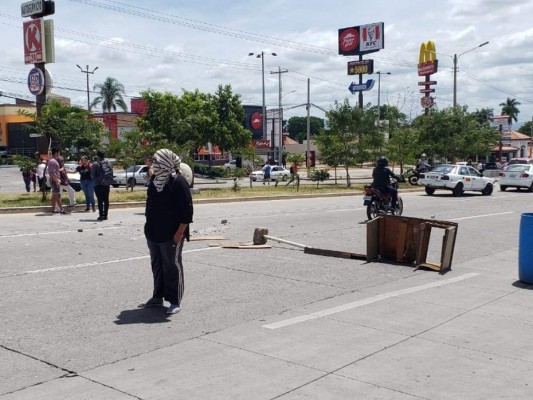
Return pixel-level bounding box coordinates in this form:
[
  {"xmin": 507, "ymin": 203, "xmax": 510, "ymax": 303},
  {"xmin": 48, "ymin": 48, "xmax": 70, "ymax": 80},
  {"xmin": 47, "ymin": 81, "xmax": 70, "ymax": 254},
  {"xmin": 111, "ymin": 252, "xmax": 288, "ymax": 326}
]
[{"xmin": 23, "ymin": 19, "xmax": 45, "ymax": 64}]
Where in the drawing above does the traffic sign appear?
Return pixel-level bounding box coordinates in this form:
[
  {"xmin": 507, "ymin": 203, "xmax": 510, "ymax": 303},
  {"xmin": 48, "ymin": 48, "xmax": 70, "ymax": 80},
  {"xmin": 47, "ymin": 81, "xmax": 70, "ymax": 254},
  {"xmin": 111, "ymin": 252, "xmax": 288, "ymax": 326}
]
[
  {"xmin": 348, "ymin": 79, "xmax": 375, "ymax": 94},
  {"xmin": 27, "ymin": 67, "xmax": 45, "ymax": 95},
  {"xmin": 21, "ymin": 0, "xmax": 44, "ymax": 17}
]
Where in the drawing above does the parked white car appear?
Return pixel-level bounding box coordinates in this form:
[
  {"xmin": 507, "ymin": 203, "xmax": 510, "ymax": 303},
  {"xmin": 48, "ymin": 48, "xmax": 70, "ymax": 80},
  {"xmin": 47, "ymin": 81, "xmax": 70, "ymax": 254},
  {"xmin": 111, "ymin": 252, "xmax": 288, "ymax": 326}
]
[
  {"xmin": 64, "ymin": 163, "xmax": 82, "ymax": 191},
  {"xmin": 498, "ymin": 164, "xmax": 533, "ymax": 191},
  {"xmin": 223, "ymin": 159, "xmax": 253, "ymax": 172},
  {"xmin": 418, "ymin": 164, "xmax": 494, "ymax": 196},
  {"xmin": 249, "ymin": 166, "xmax": 290, "ymax": 182},
  {"xmin": 112, "ymin": 165, "xmax": 150, "ymax": 187}
]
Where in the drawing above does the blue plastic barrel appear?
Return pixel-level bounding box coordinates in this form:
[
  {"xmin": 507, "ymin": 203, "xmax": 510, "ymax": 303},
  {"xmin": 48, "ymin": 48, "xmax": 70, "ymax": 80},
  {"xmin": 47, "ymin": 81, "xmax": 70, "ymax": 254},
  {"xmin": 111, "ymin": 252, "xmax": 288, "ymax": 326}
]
[{"xmin": 519, "ymin": 213, "xmax": 533, "ymax": 284}]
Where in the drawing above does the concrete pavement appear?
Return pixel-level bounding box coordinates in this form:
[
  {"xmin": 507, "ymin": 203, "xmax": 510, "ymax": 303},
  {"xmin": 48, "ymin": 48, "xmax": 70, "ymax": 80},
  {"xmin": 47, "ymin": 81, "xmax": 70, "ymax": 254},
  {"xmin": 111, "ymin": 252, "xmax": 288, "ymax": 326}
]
[{"xmin": 1, "ymin": 194, "xmax": 532, "ymax": 399}]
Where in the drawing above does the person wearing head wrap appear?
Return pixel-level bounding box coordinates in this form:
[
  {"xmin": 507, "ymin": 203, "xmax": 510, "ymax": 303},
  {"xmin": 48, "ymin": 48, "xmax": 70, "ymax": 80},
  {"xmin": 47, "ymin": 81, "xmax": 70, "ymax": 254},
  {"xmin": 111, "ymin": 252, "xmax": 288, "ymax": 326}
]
[{"xmin": 140, "ymin": 149, "xmax": 193, "ymax": 315}]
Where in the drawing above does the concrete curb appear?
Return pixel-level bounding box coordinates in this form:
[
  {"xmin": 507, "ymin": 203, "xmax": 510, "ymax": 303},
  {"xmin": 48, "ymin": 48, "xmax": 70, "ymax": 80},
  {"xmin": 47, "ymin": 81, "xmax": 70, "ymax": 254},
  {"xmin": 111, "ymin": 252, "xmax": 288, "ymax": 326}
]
[{"xmin": 0, "ymin": 188, "xmax": 424, "ymax": 214}]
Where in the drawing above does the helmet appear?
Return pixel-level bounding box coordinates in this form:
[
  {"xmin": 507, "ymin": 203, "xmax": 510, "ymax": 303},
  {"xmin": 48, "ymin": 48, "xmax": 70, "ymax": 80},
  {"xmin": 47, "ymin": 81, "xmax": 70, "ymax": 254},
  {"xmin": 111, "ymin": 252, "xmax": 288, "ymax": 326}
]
[
  {"xmin": 377, "ymin": 156, "xmax": 389, "ymax": 167},
  {"xmin": 421, "ymin": 153, "xmax": 427, "ymax": 159}
]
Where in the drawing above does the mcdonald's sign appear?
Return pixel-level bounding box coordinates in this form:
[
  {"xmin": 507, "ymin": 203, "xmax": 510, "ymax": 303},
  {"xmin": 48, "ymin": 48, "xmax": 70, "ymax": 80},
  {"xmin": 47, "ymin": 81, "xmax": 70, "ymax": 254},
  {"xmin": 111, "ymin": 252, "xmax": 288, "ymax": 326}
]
[{"xmin": 418, "ymin": 41, "xmax": 438, "ymax": 76}]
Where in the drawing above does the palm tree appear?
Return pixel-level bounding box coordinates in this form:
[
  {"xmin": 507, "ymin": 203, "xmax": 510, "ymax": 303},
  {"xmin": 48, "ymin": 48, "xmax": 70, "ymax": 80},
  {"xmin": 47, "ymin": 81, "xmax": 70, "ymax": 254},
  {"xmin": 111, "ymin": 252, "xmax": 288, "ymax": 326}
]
[
  {"xmin": 499, "ymin": 97, "xmax": 521, "ymax": 126},
  {"xmin": 91, "ymin": 77, "xmax": 128, "ymax": 113}
]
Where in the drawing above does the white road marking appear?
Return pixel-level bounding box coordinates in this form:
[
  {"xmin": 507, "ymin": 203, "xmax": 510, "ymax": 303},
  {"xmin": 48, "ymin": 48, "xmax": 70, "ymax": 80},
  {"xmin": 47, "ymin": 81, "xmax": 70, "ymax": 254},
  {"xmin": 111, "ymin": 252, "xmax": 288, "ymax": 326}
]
[
  {"xmin": 262, "ymin": 272, "xmax": 480, "ymax": 330},
  {"xmin": 0, "ymin": 226, "xmax": 123, "ymax": 239},
  {"xmin": 7, "ymin": 247, "xmax": 220, "ymax": 277},
  {"xmin": 450, "ymin": 211, "xmax": 513, "ymax": 221}
]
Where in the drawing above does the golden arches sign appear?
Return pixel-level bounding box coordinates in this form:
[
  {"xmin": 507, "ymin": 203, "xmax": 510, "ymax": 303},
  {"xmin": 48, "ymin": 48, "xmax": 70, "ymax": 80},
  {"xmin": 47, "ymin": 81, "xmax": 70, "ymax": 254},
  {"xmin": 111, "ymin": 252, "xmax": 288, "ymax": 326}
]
[
  {"xmin": 418, "ymin": 41, "xmax": 438, "ymax": 76},
  {"xmin": 419, "ymin": 41, "xmax": 436, "ymax": 64}
]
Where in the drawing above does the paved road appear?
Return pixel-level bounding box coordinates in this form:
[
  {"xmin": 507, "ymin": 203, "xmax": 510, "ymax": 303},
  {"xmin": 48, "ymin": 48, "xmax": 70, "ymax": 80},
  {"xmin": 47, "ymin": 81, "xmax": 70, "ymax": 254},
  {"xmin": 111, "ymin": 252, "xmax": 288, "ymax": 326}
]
[{"xmin": 1, "ymin": 188, "xmax": 532, "ymax": 399}]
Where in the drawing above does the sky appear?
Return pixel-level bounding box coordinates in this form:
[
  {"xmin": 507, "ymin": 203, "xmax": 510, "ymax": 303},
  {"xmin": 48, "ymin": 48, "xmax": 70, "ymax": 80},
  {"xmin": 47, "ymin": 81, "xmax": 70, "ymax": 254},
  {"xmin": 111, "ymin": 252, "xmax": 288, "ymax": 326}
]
[{"xmin": 1, "ymin": 0, "xmax": 533, "ymax": 128}]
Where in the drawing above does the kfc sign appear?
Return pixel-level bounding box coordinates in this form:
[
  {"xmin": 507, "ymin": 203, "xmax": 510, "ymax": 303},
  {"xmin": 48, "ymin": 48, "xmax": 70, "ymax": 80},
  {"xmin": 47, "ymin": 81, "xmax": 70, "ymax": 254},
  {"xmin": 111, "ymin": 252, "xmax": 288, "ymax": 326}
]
[
  {"xmin": 338, "ymin": 22, "xmax": 384, "ymax": 56},
  {"xmin": 23, "ymin": 18, "xmax": 46, "ymax": 64}
]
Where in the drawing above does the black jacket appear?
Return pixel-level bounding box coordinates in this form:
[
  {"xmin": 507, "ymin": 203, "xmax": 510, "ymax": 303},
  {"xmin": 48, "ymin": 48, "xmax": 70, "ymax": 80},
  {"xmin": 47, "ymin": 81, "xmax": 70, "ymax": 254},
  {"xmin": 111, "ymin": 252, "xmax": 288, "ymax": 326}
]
[
  {"xmin": 144, "ymin": 175, "xmax": 193, "ymax": 243},
  {"xmin": 372, "ymin": 166, "xmax": 402, "ymax": 190}
]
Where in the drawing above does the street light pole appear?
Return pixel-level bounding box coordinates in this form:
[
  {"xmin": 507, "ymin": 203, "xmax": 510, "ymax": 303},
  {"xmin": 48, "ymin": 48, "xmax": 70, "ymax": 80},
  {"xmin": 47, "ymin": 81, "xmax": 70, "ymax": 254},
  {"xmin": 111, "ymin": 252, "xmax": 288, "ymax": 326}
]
[
  {"xmin": 452, "ymin": 41, "xmax": 489, "ymax": 108},
  {"xmin": 374, "ymin": 71, "xmax": 391, "ymax": 120},
  {"xmin": 249, "ymin": 52, "xmax": 277, "ymax": 161},
  {"xmin": 77, "ymin": 64, "xmax": 98, "ymax": 112},
  {"xmin": 271, "ymin": 67, "xmax": 288, "ymax": 166}
]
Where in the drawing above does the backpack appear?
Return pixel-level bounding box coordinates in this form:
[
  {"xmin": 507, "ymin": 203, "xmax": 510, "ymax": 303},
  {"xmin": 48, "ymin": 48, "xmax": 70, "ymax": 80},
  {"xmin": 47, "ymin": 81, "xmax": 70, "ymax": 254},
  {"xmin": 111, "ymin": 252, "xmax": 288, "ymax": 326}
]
[{"xmin": 99, "ymin": 160, "xmax": 114, "ymax": 186}]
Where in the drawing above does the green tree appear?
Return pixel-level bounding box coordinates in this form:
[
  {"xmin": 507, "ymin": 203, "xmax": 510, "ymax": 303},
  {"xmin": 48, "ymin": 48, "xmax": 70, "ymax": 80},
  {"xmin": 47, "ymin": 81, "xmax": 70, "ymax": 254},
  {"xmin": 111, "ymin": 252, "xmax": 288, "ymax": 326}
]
[
  {"xmin": 384, "ymin": 125, "xmax": 421, "ymax": 174},
  {"xmin": 471, "ymin": 107, "xmax": 494, "ymax": 125},
  {"xmin": 413, "ymin": 107, "xmax": 499, "ymax": 162},
  {"xmin": 138, "ymin": 88, "xmax": 251, "ymax": 162},
  {"xmin": 499, "ymin": 98, "xmax": 521, "ymax": 126},
  {"xmin": 317, "ymin": 99, "xmax": 380, "ymax": 186},
  {"xmin": 518, "ymin": 120, "xmax": 533, "ymax": 137},
  {"xmin": 210, "ymin": 85, "xmax": 252, "ymax": 153},
  {"xmin": 20, "ymin": 100, "xmax": 107, "ymax": 158},
  {"xmin": 137, "ymin": 89, "xmax": 213, "ymax": 159},
  {"xmin": 287, "ymin": 116, "xmax": 324, "ymax": 143},
  {"xmin": 91, "ymin": 77, "xmax": 128, "ymax": 113}
]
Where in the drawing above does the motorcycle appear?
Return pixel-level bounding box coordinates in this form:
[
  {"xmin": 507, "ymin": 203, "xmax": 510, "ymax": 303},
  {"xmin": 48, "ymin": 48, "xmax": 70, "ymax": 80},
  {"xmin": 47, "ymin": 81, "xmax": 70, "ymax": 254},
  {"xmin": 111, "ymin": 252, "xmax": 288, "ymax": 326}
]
[
  {"xmin": 406, "ymin": 163, "xmax": 431, "ymax": 185},
  {"xmin": 405, "ymin": 168, "xmax": 421, "ymax": 185},
  {"xmin": 363, "ymin": 177, "xmax": 404, "ymax": 220}
]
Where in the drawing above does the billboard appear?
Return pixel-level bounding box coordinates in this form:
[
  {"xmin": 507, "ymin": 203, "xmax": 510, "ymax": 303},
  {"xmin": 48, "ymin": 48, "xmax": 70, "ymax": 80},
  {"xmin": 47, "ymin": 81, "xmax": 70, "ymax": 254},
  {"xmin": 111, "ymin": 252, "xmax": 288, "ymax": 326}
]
[
  {"xmin": 338, "ymin": 22, "xmax": 384, "ymax": 56},
  {"xmin": 243, "ymin": 105, "xmax": 263, "ymax": 140},
  {"xmin": 347, "ymin": 59, "xmax": 374, "ymax": 75}
]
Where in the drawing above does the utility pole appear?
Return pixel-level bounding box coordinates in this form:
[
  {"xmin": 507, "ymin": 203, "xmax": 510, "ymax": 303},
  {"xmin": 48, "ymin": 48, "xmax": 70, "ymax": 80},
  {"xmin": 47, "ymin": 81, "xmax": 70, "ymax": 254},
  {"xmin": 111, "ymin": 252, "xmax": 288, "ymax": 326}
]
[
  {"xmin": 530, "ymin": 116, "xmax": 533, "ymax": 157},
  {"xmin": 452, "ymin": 41, "xmax": 489, "ymax": 108},
  {"xmin": 270, "ymin": 67, "xmax": 288, "ymax": 166},
  {"xmin": 77, "ymin": 64, "xmax": 98, "ymax": 111},
  {"xmin": 306, "ymin": 78, "xmax": 311, "ymax": 172}
]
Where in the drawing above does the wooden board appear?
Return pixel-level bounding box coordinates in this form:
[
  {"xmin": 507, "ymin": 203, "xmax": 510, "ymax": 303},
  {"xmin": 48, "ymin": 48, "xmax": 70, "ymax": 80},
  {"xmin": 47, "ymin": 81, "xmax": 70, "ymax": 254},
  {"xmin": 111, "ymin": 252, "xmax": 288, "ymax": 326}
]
[
  {"xmin": 191, "ymin": 236, "xmax": 227, "ymax": 241},
  {"xmin": 304, "ymin": 247, "xmax": 366, "ymax": 260},
  {"xmin": 211, "ymin": 242, "xmax": 271, "ymax": 249}
]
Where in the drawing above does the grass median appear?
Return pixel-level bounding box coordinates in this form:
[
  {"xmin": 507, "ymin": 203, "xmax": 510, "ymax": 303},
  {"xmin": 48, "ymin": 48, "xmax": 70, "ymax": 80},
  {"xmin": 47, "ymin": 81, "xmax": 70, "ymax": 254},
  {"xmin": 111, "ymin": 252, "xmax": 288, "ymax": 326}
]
[{"xmin": 0, "ymin": 181, "xmax": 371, "ymax": 208}]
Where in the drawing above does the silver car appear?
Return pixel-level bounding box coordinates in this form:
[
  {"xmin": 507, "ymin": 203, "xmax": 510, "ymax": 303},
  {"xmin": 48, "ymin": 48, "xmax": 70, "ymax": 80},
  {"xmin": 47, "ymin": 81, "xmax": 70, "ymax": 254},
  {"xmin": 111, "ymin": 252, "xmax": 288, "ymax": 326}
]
[
  {"xmin": 249, "ymin": 166, "xmax": 290, "ymax": 182},
  {"xmin": 498, "ymin": 164, "xmax": 533, "ymax": 191},
  {"xmin": 112, "ymin": 165, "xmax": 150, "ymax": 187}
]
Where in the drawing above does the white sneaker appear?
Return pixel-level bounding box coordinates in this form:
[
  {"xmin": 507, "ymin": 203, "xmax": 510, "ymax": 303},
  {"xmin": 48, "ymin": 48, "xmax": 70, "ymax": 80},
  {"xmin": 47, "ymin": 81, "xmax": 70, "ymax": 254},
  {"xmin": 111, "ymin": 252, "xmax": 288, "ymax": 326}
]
[{"xmin": 166, "ymin": 304, "xmax": 181, "ymax": 315}]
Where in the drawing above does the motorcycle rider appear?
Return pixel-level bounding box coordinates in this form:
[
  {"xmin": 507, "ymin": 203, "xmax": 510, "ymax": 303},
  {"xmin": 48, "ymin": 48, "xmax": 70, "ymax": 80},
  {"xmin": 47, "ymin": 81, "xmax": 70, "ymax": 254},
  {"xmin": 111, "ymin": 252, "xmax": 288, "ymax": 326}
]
[
  {"xmin": 416, "ymin": 153, "xmax": 431, "ymax": 173},
  {"xmin": 371, "ymin": 156, "xmax": 404, "ymax": 213}
]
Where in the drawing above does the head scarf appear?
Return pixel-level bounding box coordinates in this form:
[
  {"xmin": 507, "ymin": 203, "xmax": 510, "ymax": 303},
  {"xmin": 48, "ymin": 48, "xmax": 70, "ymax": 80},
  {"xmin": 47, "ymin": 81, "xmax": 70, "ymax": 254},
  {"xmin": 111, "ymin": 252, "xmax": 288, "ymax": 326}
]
[{"xmin": 151, "ymin": 149, "xmax": 181, "ymax": 192}]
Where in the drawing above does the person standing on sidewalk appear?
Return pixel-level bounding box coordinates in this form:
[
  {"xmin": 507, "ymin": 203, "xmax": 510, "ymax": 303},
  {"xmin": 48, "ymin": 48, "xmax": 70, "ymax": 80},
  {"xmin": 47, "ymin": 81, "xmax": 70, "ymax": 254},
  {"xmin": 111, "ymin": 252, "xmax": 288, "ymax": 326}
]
[
  {"xmin": 36, "ymin": 159, "xmax": 47, "ymax": 193},
  {"xmin": 77, "ymin": 155, "xmax": 95, "ymax": 212},
  {"xmin": 57, "ymin": 155, "xmax": 77, "ymax": 206},
  {"xmin": 139, "ymin": 149, "xmax": 193, "ymax": 315},
  {"xmin": 48, "ymin": 148, "xmax": 69, "ymax": 214},
  {"xmin": 91, "ymin": 151, "xmax": 113, "ymax": 221}
]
